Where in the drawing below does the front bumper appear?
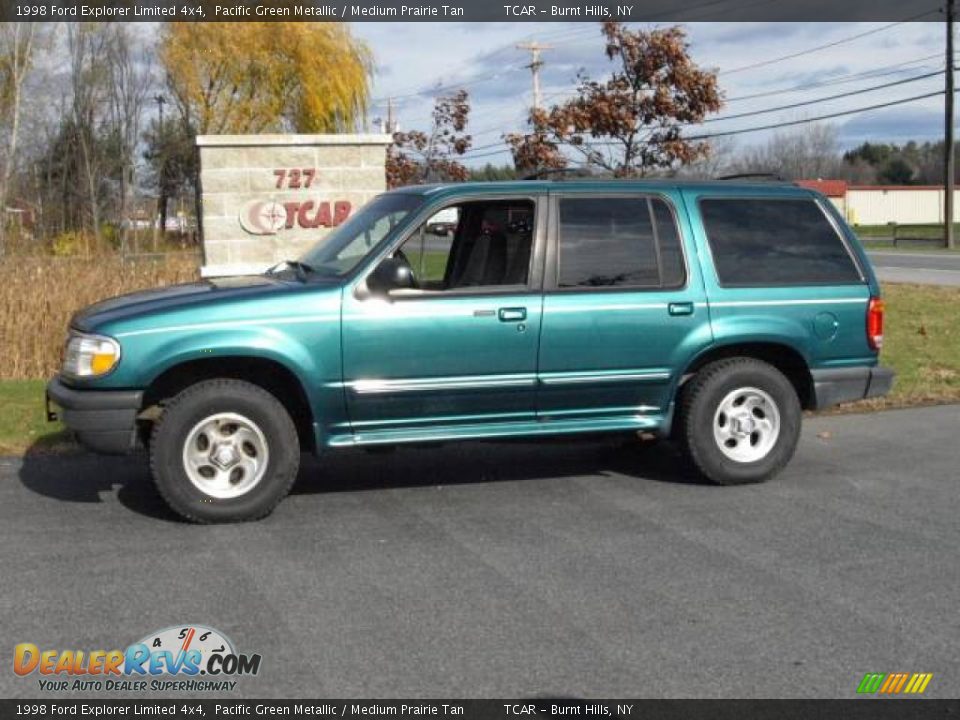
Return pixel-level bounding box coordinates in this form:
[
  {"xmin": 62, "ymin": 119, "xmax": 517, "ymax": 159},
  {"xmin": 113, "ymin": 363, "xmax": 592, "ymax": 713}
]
[
  {"xmin": 46, "ymin": 376, "xmax": 143, "ymax": 454},
  {"xmin": 810, "ymin": 366, "xmax": 895, "ymax": 410}
]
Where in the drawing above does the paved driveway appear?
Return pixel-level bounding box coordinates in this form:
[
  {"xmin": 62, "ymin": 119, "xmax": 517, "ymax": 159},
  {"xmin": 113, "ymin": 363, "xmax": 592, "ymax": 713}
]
[
  {"xmin": 1, "ymin": 405, "xmax": 958, "ymax": 699},
  {"xmin": 868, "ymin": 251, "xmax": 960, "ymax": 286}
]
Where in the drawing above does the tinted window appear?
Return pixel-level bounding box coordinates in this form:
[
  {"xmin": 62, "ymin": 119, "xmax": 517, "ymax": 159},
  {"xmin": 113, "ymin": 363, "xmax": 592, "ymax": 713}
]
[
  {"xmin": 652, "ymin": 199, "xmax": 685, "ymax": 287},
  {"xmin": 557, "ymin": 197, "xmax": 684, "ymax": 289},
  {"xmin": 700, "ymin": 198, "xmax": 861, "ymax": 286}
]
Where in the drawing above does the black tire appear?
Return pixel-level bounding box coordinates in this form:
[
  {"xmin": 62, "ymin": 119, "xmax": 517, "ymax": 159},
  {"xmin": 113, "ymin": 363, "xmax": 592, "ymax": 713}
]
[
  {"xmin": 677, "ymin": 358, "xmax": 801, "ymax": 486},
  {"xmin": 149, "ymin": 379, "xmax": 300, "ymax": 523}
]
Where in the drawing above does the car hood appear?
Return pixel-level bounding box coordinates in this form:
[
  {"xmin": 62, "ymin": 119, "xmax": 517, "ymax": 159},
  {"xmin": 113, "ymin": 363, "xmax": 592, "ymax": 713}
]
[{"xmin": 71, "ymin": 274, "xmax": 332, "ymax": 333}]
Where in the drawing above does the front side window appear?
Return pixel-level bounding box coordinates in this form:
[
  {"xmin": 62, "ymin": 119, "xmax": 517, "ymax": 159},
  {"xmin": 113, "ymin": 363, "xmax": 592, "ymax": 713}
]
[
  {"xmin": 393, "ymin": 199, "xmax": 536, "ymax": 292},
  {"xmin": 300, "ymin": 193, "xmax": 423, "ymax": 277},
  {"xmin": 557, "ymin": 197, "xmax": 685, "ymax": 289},
  {"xmin": 700, "ymin": 197, "xmax": 862, "ymax": 286}
]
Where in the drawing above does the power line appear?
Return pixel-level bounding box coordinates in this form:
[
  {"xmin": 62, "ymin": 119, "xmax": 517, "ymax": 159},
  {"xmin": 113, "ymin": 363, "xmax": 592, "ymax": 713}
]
[
  {"xmin": 464, "ymin": 68, "xmax": 947, "ymax": 150},
  {"xmin": 459, "ymin": 89, "xmax": 949, "ymax": 162},
  {"xmin": 721, "ymin": 13, "xmax": 942, "ymax": 76},
  {"xmin": 703, "ymin": 69, "xmax": 945, "ymax": 123},
  {"xmin": 725, "ymin": 53, "xmax": 944, "ymax": 102},
  {"xmin": 370, "ymin": 25, "xmax": 598, "ymax": 104},
  {"xmin": 630, "ymin": 90, "xmax": 946, "ymax": 143}
]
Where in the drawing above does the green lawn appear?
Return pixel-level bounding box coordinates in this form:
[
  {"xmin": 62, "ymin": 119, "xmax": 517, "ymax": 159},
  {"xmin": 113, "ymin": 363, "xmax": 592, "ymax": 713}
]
[
  {"xmin": 856, "ymin": 283, "xmax": 960, "ymax": 410},
  {"xmin": 854, "ymin": 224, "xmax": 960, "ymax": 251},
  {"xmin": 853, "ymin": 223, "xmax": 960, "ymax": 239},
  {"xmin": 404, "ymin": 249, "xmax": 450, "ymax": 283},
  {"xmin": 0, "ymin": 380, "xmax": 72, "ymax": 455},
  {"xmin": 1, "ymin": 283, "xmax": 956, "ymax": 455}
]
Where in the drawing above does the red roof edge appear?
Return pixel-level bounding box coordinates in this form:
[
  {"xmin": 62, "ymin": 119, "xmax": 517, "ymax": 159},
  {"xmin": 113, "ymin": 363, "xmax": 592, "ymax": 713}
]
[{"xmin": 796, "ymin": 179, "xmax": 848, "ymax": 198}]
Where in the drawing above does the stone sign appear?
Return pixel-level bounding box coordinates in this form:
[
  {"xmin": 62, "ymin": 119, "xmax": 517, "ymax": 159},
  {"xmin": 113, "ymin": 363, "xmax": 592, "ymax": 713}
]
[{"xmin": 196, "ymin": 133, "xmax": 392, "ymax": 276}]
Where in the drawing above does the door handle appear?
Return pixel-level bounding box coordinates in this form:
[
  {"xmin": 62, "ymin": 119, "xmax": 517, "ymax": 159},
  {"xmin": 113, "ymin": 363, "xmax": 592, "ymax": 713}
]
[
  {"xmin": 498, "ymin": 307, "xmax": 527, "ymax": 322},
  {"xmin": 668, "ymin": 302, "xmax": 694, "ymax": 317}
]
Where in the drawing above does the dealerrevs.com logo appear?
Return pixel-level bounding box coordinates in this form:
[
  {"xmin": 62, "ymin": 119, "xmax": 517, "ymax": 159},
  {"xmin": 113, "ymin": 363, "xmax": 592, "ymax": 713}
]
[{"xmin": 13, "ymin": 625, "xmax": 261, "ymax": 693}]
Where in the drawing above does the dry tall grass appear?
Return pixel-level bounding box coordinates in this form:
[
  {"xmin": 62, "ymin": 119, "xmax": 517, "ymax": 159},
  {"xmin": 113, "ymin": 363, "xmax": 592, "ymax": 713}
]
[{"xmin": 1, "ymin": 255, "xmax": 200, "ymax": 379}]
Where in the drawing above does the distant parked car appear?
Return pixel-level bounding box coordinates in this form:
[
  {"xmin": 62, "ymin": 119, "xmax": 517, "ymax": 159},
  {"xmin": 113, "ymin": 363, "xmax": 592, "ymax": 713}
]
[
  {"xmin": 425, "ymin": 206, "xmax": 459, "ymax": 235},
  {"xmin": 48, "ymin": 179, "xmax": 893, "ymax": 522}
]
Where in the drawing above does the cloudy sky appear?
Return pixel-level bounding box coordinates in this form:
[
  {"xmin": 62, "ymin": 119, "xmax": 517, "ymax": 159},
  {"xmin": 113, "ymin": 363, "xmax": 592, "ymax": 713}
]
[{"xmin": 351, "ymin": 21, "xmax": 947, "ymax": 166}]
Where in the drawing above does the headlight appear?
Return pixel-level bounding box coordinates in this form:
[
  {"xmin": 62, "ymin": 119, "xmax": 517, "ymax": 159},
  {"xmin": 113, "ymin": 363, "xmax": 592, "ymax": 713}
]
[{"xmin": 62, "ymin": 332, "xmax": 121, "ymax": 378}]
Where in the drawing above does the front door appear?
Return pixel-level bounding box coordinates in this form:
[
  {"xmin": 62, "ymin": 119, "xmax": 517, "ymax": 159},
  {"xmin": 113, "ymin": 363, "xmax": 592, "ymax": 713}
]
[
  {"xmin": 341, "ymin": 196, "xmax": 546, "ymax": 440},
  {"xmin": 537, "ymin": 192, "xmax": 711, "ymax": 423}
]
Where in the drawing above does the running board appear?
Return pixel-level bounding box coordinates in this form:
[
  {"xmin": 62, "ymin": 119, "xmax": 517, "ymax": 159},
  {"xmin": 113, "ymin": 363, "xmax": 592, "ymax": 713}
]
[{"xmin": 326, "ymin": 414, "xmax": 665, "ymax": 448}]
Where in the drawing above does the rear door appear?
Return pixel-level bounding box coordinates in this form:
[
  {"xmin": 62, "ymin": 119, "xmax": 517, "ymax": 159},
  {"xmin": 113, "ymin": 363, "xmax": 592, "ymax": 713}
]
[
  {"xmin": 685, "ymin": 190, "xmax": 873, "ymax": 368},
  {"xmin": 536, "ymin": 191, "xmax": 712, "ymax": 423}
]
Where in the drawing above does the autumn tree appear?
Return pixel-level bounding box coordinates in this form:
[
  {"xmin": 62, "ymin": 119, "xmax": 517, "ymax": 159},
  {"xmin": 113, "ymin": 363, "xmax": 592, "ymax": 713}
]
[
  {"xmin": 160, "ymin": 22, "xmax": 372, "ymax": 135},
  {"xmin": 386, "ymin": 90, "xmax": 472, "ymax": 188},
  {"xmin": 507, "ymin": 22, "xmax": 722, "ymax": 177},
  {"xmin": 504, "ymin": 108, "xmax": 568, "ymax": 178}
]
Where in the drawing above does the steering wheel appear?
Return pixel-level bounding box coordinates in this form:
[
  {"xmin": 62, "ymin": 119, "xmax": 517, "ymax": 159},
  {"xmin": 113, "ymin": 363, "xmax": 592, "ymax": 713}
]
[{"xmin": 394, "ymin": 249, "xmax": 420, "ymax": 289}]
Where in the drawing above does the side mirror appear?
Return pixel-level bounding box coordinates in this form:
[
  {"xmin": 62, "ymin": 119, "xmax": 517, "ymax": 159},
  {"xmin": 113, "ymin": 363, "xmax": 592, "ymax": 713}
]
[{"xmin": 366, "ymin": 256, "xmax": 415, "ymax": 296}]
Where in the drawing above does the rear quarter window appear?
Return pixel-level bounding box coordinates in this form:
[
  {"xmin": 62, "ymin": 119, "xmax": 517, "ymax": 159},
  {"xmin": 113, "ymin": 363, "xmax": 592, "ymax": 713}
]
[{"xmin": 699, "ymin": 197, "xmax": 862, "ymax": 287}]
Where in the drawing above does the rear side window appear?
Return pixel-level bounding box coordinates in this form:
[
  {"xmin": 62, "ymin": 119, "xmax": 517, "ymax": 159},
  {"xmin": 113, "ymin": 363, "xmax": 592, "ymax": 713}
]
[
  {"xmin": 700, "ymin": 198, "xmax": 862, "ymax": 286},
  {"xmin": 557, "ymin": 197, "xmax": 685, "ymax": 289}
]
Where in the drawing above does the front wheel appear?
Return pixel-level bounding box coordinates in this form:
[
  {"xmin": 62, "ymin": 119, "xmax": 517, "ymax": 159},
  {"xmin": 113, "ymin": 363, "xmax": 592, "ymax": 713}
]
[
  {"xmin": 678, "ymin": 358, "xmax": 801, "ymax": 485},
  {"xmin": 149, "ymin": 379, "xmax": 300, "ymax": 523}
]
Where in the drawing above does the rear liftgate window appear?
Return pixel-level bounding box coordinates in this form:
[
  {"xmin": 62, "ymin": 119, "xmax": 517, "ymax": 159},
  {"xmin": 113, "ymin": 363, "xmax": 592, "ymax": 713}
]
[
  {"xmin": 557, "ymin": 197, "xmax": 686, "ymax": 289},
  {"xmin": 699, "ymin": 198, "xmax": 862, "ymax": 286}
]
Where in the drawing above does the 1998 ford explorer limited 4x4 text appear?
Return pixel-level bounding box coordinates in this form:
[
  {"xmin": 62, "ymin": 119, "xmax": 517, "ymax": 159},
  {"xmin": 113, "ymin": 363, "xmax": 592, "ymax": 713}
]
[{"xmin": 47, "ymin": 180, "xmax": 894, "ymax": 522}]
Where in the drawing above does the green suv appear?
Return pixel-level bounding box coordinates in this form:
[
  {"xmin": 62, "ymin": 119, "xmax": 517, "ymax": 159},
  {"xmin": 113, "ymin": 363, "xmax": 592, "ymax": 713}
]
[{"xmin": 47, "ymin": 180, "xmax": 893, "ymax": 522}]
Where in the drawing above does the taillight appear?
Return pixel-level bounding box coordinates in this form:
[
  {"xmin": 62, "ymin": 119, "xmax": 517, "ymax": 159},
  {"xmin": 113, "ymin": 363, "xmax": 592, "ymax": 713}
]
[{"xmin": 867, "ymin": 296, "xmax": 884, "ymax": 351}]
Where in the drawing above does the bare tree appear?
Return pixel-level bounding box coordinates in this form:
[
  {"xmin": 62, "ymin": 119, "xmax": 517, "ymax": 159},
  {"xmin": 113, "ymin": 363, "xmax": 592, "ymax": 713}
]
[
  {"xmin": 106, "ymin": 25, "xmax": 153, "ymax": 251},
  {"xmin": 730, "ymin": 123, "xmax": 844, "ymax": 180},
  {"xmin": 67, "ymin": 24, "xmax": 112, "ymax": 248},
  {"xmin": 0, "ymin": 22, "xmax": 37, "ymax": 255},
  {"xmin": 673, "ymin": 136, "xmax": 737, "ymax": 179}
]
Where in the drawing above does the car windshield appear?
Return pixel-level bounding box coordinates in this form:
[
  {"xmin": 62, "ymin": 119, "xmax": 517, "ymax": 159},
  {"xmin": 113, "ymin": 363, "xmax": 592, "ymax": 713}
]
[{"xmin": 298, "ymin": 193, "xmax": 424, "ymax": 277}]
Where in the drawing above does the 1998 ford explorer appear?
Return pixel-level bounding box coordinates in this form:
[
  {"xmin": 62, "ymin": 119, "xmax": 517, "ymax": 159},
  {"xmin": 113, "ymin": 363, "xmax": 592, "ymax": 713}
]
[{"xmin": 47, "ymin": 180, "xmax": 893, "ymax": 522}]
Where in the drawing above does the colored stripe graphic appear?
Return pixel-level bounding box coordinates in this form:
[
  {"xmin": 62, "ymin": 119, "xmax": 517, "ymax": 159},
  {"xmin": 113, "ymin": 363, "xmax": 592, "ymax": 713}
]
[
  {"xmin": 858, "ymin": 672, "xmax": 932, "ymax": 695},
  {"xmin": 857, "ymin": 673, "xmax": 886, "ymax": 693}
]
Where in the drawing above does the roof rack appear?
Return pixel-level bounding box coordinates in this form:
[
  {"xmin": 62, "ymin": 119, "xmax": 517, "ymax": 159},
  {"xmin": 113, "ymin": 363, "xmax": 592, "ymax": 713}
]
[
  {"xmin": 520, "ymin": 168, "xmax": 587, "ymax": 181},
  {"xmin": 715, "ymin": 172, "xmax": 787, "ymax": 182}
]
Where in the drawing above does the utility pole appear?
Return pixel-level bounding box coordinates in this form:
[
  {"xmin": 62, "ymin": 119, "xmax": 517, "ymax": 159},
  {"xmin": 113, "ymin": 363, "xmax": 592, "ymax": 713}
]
[
  {"xmin": 946, "ymin": 0, "xmax": 955, "ymax": 249},
  {"xmin": 517, "ymin": 41, "xmax": 552, "ymax": 111},
  {"xmin": 386, "ymin": 97, "xmax": 396, "ymax": 134},
  {"xmin": 154, "ymin": 94, "xmax": 168, "ymax": 253},
  {"xmin": 154, "ymin": 94, "xmax": 166, "ymax": 129}
]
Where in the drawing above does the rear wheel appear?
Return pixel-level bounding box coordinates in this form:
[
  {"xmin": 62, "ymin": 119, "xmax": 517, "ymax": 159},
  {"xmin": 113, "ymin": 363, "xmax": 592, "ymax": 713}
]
[
  {"xmin": 678, "ymin": 358, "xmax": 801, "ymax": 485},
  {"xmin": 149, "ymin": 379, "xmax": 300, "ymax": 523}
]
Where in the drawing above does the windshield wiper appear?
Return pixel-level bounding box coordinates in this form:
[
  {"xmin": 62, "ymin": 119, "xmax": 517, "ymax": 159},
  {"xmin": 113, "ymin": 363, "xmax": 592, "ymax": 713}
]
[{"xmin": 265, "ymin": 260, "xmax": 317, "ymax": 281}]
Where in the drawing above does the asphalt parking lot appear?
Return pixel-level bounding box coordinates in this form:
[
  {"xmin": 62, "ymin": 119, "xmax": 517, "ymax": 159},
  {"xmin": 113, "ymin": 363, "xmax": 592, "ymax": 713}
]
[{"xmin": 2, "ymin": 404, "xmax": 958, "ymax": 699}]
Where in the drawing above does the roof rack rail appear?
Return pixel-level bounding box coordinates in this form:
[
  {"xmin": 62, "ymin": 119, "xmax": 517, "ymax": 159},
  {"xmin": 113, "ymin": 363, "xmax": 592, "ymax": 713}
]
[
  {"xmin": 715, "ymin": 172, "xmax": 787, "ymax": 182},
  {"xmin": 520, "ymin": 168, "xmax": 585, "ymax": 181}
]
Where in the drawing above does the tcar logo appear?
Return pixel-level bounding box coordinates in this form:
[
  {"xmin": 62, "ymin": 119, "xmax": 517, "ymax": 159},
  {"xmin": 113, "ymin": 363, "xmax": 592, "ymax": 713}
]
[
  {"xmin": 239, "ymin": 199, "xmax": 352, "ymax": 235},
  {"xmin": 239, "ymin": 201, "xmax": 287, "ymax": 235}
]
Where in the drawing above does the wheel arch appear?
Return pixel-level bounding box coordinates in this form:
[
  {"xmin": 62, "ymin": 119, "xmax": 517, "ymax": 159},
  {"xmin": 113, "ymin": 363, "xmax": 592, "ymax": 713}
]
[
  {"xmin": 141, "ymin": 356, "xmax": 317, "ymax": 453},
  {"xmin": 678, "ymin": 341, "xmax": 815, "ymax": 410}
]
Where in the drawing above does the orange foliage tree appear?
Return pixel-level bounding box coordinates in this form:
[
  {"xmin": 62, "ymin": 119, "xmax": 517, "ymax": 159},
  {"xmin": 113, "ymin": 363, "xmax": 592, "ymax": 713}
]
[{"xmin": 506, "ymin": 22, "xmax": 723, "ymax": 177}]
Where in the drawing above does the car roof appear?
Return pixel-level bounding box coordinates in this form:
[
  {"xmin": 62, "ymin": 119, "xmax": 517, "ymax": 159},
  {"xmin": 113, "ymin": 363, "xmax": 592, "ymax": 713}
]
[{"xmin": 389, "ymin": 179, "xmax": 817, "ymax": 199}]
